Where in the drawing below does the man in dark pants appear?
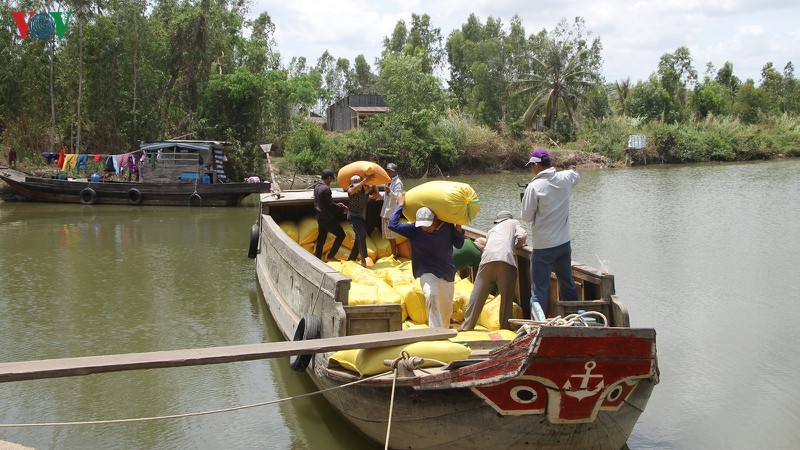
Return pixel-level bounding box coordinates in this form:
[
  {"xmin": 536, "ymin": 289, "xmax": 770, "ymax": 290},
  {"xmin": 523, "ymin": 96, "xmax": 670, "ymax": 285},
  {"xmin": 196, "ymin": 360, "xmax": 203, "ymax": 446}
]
[{"xmin": 313, "ymin": 169, "xmax": 347, "ymax": 261}]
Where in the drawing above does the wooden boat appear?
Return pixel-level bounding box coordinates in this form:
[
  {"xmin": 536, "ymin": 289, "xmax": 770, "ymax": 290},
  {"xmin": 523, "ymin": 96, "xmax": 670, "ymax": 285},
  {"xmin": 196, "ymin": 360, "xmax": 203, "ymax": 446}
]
[
  {"xmin": 0, "ymin": 140, "xmax": 268, "ymax": 207},
  {"xmin": 252, "ymin": 189, "xmax": 658, "ymax": 449}
]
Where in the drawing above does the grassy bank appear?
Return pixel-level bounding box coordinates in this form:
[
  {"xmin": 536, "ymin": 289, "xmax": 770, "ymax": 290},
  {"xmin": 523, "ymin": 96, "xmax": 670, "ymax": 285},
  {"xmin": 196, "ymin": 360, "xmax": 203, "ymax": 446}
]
[{"xmin": 278, "ymin": 113, "xmax": 799, "ymax": 179}]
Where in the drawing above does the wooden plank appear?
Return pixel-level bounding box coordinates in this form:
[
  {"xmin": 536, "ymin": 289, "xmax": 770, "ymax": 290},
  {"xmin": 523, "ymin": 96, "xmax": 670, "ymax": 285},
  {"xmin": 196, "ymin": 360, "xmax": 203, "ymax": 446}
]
[{"xmin": 0, "ymin": 328, "xmax": 456, "ymax": 383}]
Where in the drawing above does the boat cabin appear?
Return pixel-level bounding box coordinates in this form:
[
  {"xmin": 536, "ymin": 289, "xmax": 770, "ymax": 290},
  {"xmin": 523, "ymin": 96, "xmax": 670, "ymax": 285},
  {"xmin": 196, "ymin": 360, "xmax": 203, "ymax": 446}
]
[{"xmin": 140, "ymin": 140, "xmax": 229, "ymax": 184}]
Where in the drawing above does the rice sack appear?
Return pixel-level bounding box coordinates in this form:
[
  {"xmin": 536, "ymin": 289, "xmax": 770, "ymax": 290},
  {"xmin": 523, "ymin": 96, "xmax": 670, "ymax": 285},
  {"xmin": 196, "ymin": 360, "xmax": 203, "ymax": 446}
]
[
  {"xmin": 402, "ymin": 180, "xmax": 480, "ymax": 225},
  {"xmin": 337, "ymin": 161, "xmax": 392, "ymax": 189}
]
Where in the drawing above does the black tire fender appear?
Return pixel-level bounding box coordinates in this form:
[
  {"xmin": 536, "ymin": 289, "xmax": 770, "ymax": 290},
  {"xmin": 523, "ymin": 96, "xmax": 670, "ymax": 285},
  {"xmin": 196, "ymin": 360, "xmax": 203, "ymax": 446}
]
[
  {"xmin": 247, "ymin": 223, "xmax": 259, "ymax": 259},
  {"xmin": 289, "ymin": 314, "xmax": 321, "ymax": 372},
  {"xmin": 79, "ymin": 188, "xmax": 97, "ymax": 205},
  {"xmin": 189, "ymin": 192, "xmax": 202, "ymax": 207},
  {"xmin": 126, "ymin": 188, "xmax": 143, "ymax": 205}
]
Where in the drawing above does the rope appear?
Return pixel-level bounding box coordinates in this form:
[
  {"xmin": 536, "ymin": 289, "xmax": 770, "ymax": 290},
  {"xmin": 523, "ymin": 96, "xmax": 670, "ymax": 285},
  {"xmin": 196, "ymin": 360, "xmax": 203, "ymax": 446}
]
[
  {"xmin": 0, "ymin": 370, "xmax": 390, "ymax": 428},
  {"xmin": 384, "ymin": 353, "xmax": 405, "ymax": 450}
]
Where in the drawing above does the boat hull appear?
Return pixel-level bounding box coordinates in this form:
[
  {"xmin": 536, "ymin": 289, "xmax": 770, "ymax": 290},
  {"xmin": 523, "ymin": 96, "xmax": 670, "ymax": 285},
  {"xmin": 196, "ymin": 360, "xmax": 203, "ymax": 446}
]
[{"xmin": 0, "ymin": 169, "xmax": 265, "ymax": 207}]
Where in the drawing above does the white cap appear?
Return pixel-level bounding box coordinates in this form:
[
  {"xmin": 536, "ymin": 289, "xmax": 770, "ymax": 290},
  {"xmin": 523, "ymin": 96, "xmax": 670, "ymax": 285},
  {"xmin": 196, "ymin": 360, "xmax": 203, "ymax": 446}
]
[{"xmin": 415, "ymin": 207, "xmax": 435, "ymax": 227}]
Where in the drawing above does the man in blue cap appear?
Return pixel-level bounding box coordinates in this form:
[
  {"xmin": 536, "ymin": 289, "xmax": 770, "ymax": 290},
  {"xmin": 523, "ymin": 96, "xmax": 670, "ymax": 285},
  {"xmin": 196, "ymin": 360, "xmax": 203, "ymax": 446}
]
[{"xmin": 520, "ymin": 149, "xmax": 580, "ymax": 320}]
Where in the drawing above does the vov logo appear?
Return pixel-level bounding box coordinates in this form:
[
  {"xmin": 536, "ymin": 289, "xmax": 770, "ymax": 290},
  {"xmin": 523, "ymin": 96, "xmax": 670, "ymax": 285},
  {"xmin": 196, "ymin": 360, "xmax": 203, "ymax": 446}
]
[{"xmin": 11, "ymin": 11, "xmax": 74, "ymax": 40}]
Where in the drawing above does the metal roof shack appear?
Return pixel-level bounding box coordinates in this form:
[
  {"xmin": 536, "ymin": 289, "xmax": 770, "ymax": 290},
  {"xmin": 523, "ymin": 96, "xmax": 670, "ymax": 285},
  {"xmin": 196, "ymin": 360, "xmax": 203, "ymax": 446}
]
[{"xmin": 327, "ymin": 95, "xmax": 387, "ymax": 131}]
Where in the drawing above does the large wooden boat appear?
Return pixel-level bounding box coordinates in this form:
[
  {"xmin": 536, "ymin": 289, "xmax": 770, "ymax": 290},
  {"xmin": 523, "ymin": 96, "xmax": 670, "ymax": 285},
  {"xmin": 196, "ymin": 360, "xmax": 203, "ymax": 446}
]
[
  {"xmin": 0, "ymin": 140, "xmax": 267, "ymax": 207},
  {"xmin": 252, "ymin": 189, "xmax": 658, "ymax": 449}
]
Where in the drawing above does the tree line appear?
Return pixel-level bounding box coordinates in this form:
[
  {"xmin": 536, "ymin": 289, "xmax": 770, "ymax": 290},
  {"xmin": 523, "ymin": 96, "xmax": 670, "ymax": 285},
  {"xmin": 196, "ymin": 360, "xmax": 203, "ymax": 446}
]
[{"xmin": 2, "ymin": 1, "xmax": 798, "ymax": 180}]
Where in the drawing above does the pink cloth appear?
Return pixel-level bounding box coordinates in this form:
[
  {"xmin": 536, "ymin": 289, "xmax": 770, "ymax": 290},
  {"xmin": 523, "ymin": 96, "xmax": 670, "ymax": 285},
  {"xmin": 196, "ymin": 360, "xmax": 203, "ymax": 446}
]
[{"xmin": 115, "ymin": 154, "xmax": 127, "ymax": 174}]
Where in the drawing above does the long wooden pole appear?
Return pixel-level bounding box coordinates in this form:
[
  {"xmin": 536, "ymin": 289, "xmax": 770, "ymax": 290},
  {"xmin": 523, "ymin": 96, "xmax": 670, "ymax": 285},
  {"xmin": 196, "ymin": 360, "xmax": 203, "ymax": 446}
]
[{"xmin": 0, "ymin": 328, "xmax": 456, "ymax": 383}]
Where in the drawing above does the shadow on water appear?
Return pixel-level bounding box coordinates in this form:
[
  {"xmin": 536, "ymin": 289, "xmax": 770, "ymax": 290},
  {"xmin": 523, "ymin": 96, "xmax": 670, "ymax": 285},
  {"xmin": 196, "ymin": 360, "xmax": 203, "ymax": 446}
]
[{"xmin": 250, "ymin": 289, "xmax": 379, "ymax": 450}]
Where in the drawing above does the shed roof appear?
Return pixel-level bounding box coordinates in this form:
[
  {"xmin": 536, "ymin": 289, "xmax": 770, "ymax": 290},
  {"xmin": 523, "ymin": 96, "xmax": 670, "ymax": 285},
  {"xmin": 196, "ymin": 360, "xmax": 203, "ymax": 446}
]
[{"xmin": 350, "ymin": 106, "xmax": 389, "ymax": 114}]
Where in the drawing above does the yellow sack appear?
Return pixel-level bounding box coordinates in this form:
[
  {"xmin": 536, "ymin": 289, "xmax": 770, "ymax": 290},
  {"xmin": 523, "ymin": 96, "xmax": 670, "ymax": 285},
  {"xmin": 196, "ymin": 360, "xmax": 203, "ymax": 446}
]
[
  {"xmin": 347, "ymin": 281, "xmax": 402, "ymax": 306},
  {"xmin": 477, "ymin": 296, "xmax": 524, "ymax": 331},
  {"xmin": 333, "ymin": 244, "xmax": 351, "ymax": 261},
  {"xmin": 371, "ymin": 255, "xmax": 400, "ymax": 271},
  {"xmin": 278, "ymin": 220, "xmax": 299, "ymax": 243},
  {"xmin": 395, "ymin": 283, "xmax": 427, "ymax": 324},
  {"xmin": 298, "ymin": 216, "xmax": 318, "ymax": 245},
  {"xmin": 402, "ymin": 341, "xmax": 471, "ymax": 368},
  {"xmin": 370, "ymin": 228, "xmax": 392, "ymax": 259},
  {"xmin": 329, "ymin": 340, "xmax": 471, "ymax": 376},
  {"xmin": 378, "ymin": 267, "xmax": 414, "ymax": 287},
  {"xmin": 350, "ymin": 265, "xmax": 388, "ymax": 286},
  {"xmin": 402, "ymin": 321, "xmax": 429, "ymax": 330},
  {"xmin": 329, "ymin": 349, "xmax": 360, "ymax": 373},
  {"xmin": 337, "ymin": 161, "xmax": 392, "ymax": 189},
  {"xmin": 326, "ymin": 261, "xmax": 344, "ymax": 272},
  {"xmin": 340, "ymin": 220, "xmax": 356, "ymax": 249},
  {"xmin": 451, "ymin": 329, "xmax": 517, "ymax": 342},
  {"xmin": 402, "ymin": 180, "xmax": 480, "ymax": 225},
  {"xmin": 365, "ymin": 234, "xmax": 377, "ymax": 260}
]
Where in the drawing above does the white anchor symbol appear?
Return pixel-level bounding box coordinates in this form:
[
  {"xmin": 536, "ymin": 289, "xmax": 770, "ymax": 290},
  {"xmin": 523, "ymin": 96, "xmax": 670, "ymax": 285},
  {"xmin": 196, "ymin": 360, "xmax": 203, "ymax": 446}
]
[{"xmin": 563, "ymin": 361, "xmax": 605, "ymax": 400}]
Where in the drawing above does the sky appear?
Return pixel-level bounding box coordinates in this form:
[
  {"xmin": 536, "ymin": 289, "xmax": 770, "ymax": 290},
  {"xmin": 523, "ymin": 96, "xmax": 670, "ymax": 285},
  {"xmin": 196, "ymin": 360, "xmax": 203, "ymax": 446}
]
[{"xmin": 249, "ymin": 0, "xmax": 799, "ymax": 86}]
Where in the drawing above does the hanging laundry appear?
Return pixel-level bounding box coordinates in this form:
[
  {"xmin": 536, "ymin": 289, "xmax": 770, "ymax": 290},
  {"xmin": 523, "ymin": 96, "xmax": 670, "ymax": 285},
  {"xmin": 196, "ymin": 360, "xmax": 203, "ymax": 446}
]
[
  {"xmin": 76, "ymin": 154, "xmax": 89, "ymax": 172},
  {"xmin": 115, "ymin": 154, "xmax": 127, "ymax": 174},
  {"xmin": 56, "ymin": 148, "xmax": 66, "ymax": 168},
  {"xmin": 63, "ymin": 154, "xmax": 78, "ymax": 171},
  {"xmin": 93, "ymin": 154, "xmax": 103, "ymax": 162}
]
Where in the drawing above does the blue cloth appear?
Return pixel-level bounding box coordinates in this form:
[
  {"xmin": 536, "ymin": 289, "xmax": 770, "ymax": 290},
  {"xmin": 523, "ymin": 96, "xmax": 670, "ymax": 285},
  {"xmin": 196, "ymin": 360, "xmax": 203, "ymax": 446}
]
[
  {"xmin": 530, "ymin": 241, "xmax": 578, "ymax": 316},
  {"xmin": 112, "ymin": 156, "xmax": 120, "ymax": 174},
  {"xmin": 76, "ymin": 154, "xmax": 89, "ymax": 172},
  {"xmin": 388, "ymin": 207, "xmax": 465, "ymax": 281}
]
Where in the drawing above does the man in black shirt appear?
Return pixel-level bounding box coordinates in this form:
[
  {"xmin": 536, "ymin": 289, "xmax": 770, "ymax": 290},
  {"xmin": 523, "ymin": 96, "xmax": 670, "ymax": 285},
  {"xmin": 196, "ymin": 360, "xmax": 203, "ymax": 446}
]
[{"xmin": 313, "ymin": 169, "xmax": 347, "ymax": 261}]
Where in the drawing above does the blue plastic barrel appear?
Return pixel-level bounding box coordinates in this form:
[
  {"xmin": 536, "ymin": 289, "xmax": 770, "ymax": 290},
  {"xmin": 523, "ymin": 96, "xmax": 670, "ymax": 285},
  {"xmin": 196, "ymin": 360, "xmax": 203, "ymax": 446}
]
[
  {"xmin": 90, "ymin": 173, "xmax": 100, "ymax": 182},
  {"xmin": 201, "ymin": 174, "xmax": 211, "ymax": 184}
]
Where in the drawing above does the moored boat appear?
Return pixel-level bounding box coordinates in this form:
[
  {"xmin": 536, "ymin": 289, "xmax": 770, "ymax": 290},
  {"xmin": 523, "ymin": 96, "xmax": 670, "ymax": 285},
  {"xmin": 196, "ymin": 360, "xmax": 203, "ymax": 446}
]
[
  {"xmin": 0, "ymin": 140, "xmax": 268, "ymax": 207},
  {"xmin": 252, "ymin": 188, "xmax": 658, "ymax": 449}
]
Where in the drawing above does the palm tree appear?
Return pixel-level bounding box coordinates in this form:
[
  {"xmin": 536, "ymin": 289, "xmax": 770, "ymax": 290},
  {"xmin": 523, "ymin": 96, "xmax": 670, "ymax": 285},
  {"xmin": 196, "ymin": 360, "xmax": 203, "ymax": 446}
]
[{"xmin": 517, "ymin": 18, "xmax": 603, "ymax": 130}]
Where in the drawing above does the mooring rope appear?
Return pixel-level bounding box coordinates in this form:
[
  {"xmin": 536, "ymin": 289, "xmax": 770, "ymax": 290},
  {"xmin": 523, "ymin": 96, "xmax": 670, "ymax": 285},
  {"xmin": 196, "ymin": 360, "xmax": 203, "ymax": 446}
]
[
  {"xmin": 0, "ymin": 369, "xmax": 392, "ymax": 428},
  {"xmin": 384, "ymin": 356, "xmax": 402, "ymax": 450}
]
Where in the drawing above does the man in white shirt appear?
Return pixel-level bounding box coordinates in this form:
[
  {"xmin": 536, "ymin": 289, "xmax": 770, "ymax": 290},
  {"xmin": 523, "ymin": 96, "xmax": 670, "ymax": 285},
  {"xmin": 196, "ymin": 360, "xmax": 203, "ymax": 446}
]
[
  {"xmin": 460, "ymin": 211, "xmax": 527, "ymax": 331},
  {"xmin": 380, "ymin": 163, "xmax": 404, "ymax": 256},
  {"xmin": 520, "ymin": 149, "xmax": 580, "ymax": 320}
]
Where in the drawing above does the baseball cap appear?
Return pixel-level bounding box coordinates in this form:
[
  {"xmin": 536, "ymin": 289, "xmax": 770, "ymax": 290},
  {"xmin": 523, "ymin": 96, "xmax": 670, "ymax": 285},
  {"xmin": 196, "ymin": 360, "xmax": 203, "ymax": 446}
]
[
  {"xmin": 415, "ymin": 207, "xmax": 435, "ymax": 227},
  {"xmin": 526, "ymin": 148, "xmax": 551, "ymax": 166},
  {"xmin": 385, "ymin": 163, "xmax": 398, "ymax": 172},
  {"xmin": 494, "ymin": 210, "xmax": 513, "ymax": 223}
]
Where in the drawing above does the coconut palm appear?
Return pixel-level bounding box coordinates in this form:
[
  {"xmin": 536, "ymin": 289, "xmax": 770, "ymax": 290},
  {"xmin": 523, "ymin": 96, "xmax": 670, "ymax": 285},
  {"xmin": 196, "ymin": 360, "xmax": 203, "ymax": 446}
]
[{"xmin": 517, "ymin": 17, "xmax": 603, "ymax": 130}]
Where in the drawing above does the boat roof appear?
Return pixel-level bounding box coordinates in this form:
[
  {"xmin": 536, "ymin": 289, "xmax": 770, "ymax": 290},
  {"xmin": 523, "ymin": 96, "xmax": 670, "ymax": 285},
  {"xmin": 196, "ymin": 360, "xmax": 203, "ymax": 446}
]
[
  {"xmin": 139, "ymin": 140, "xmax": 228, "ymax": 152},
  {"xmin": 260, "ymin": 188, "xmax": 348, "ymax": 206}
]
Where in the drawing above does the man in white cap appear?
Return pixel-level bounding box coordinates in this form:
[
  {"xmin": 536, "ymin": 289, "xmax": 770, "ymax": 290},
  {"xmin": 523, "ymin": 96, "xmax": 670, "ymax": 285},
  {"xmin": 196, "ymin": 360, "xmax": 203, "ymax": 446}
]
[
  {"xmin": 460, "ymin": 211, "xmax": 527, "ymax": 331},
  {"xmin": 520, "ymin": 148, "xmax": 580, "ymax": 320},
  {"xmin": 388, "ymin": 198, "xmax": 465, "ymax": 329}
]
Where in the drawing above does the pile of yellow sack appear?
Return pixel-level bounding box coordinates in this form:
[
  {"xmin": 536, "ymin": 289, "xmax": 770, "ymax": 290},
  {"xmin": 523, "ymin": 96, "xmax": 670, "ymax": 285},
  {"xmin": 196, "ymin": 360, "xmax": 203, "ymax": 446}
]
[{"xmin": 279, "ymin": 215, "xmax": 524, "ymax": 331}]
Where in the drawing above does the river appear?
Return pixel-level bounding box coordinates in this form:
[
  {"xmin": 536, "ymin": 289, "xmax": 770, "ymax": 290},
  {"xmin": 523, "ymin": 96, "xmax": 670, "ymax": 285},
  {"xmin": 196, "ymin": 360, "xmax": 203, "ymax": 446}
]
[{"xmin": 1, "ymin": 159, "xmax": 799, "ymax": 449}]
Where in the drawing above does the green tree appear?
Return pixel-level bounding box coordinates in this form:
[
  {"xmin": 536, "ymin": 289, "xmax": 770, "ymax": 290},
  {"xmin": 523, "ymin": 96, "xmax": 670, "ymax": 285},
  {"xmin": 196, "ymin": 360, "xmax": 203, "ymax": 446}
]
[
  {"xmin": 446, "ymin": 14, "xmax": 519, "ymax": 128},
  {"xmin": 624, "ymin": 75, "xmax": 670, "ymax": 122},
  {"xmin": 381, "ymin": 13, "xmax": 443, "ymax": 74},
  {"xmin": 517, "ymin": 17, "xmax": 603, "ymax": 132},
  {"xmin": 656, "ymin": 46, "xmax": 697, "ymax": 123},
  {"xmin": 374, "ymin": 53, "xmax": 452, "ymax": 173},
  {"xmin": 351, "ymin": 55, "xmax": 378, "ymax": 94}
]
